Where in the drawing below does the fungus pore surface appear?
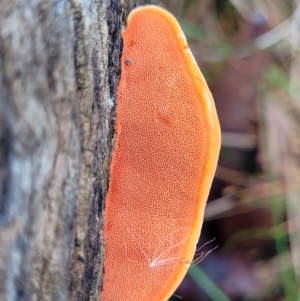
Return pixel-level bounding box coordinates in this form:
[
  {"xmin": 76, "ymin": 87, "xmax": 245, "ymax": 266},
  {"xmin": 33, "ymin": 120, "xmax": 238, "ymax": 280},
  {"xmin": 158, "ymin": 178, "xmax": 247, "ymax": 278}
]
[{"xmin": 101, "ymin": 5, "xmax": 221, "ymax": 301}]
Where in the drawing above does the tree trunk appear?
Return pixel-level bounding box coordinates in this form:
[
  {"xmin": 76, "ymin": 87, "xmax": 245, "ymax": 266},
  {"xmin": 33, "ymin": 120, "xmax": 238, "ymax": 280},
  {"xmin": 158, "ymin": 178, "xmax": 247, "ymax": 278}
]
[{"xmin": 0, "ymin": 0, "xmax": 158, "ymax": 300}]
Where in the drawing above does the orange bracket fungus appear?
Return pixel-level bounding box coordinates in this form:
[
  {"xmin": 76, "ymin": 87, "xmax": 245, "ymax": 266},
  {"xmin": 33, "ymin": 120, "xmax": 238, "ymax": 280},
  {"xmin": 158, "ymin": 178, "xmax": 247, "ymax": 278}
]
[{"xmin": 101, "ymin": 5, "xmax": 221, "ymax": 301}]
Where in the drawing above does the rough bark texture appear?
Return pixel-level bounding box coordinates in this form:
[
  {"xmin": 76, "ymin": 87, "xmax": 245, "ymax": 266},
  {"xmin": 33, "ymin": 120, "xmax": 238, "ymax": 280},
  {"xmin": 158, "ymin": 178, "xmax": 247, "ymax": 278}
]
[
  {"xmin": 0, "ymin": 1, "xmax": 81, "ymax": 301},
  {"xmin": 0, "ymin": 0, "xmax": 158, "ymax": 301}
]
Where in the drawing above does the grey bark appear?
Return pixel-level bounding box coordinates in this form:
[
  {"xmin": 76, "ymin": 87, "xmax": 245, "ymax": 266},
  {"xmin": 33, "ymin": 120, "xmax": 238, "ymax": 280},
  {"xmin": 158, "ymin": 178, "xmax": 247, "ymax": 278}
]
[{"xmin": 0, "ymin": 1, "xmax": 81, "ymax": 301}]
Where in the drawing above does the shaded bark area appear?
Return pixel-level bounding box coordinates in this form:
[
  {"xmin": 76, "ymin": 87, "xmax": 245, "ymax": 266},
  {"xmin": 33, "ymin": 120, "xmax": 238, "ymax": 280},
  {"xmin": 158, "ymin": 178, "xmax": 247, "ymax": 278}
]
[{"xmin": 68, "ymin": 0, "xmax": 120, "ymax": 300}]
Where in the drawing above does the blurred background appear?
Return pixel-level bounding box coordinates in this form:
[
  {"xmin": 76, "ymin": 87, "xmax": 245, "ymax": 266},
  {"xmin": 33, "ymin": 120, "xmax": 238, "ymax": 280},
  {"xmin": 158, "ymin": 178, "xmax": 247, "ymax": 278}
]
[{"xmin": 162, "ymin": 1, "xmax": 300, "ymax": 300}]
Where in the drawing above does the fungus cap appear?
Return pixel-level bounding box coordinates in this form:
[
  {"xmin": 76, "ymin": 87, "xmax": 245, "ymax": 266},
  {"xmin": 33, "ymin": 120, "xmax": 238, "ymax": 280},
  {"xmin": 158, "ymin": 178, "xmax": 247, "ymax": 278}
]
[{"xmin": 101, "ymin": 5, "xmax": 221, "ymax": 301}]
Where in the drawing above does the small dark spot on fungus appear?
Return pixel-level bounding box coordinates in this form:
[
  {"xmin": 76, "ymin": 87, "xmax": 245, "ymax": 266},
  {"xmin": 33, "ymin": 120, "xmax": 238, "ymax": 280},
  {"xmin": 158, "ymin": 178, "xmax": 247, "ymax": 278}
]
[{"xmin": 125, "ymin": 58, "xmax": 132, "ymax": 66}]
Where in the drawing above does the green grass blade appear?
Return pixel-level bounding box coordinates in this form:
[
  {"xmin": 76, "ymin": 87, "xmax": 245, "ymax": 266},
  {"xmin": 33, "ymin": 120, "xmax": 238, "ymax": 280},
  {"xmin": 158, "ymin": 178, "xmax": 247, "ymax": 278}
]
[{"xmin": 188, "ymin": 265, "xmax": 232, "ymax": 301}]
